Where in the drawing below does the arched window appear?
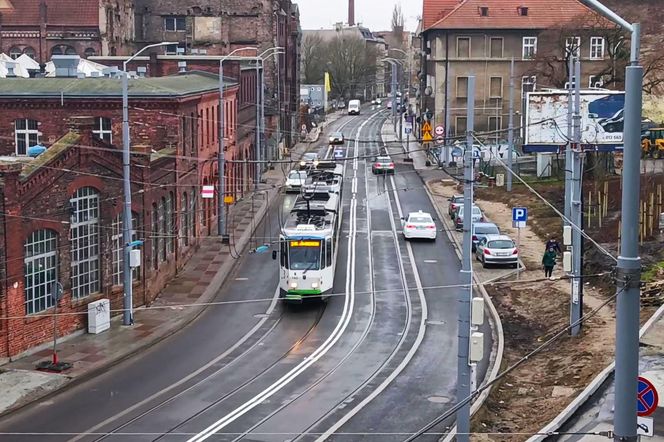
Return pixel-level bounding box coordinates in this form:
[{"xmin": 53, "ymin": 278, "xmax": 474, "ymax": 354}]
[
  {"xmin": 64, "ymin": 46, "xmax": 77, "ymax": 55},
  {"xmin": 151, "ymin": 203, "xmax": 159, "ymax": 270},
  {"xmin": 165, "ymin": 192, "xmax": 174, "ymax": 255},
  {"xmin": 159, "ymin": 197, "xmax": 166, "ymax": 261},
  {"xmin": 190, "ymin": 187, "xmax": 197, "ymax": 238},
  {"xmin": 111, "ymin": 213, "xmax": 139, "ymax": 286},
  {"xmin": 24, "ymin": 230, "xmax": 58, "ymax": 314},
  {"xmin": 9, "ymin": 46, "xmax": 22, "ymax": 59},
  {"xmin": 70, "ymin": 187, "xmax": 100, "ymax": 298},
  {"xmin": 84, "ymin": 47, "xmax": 97, "ymax": 58},
  {"xmin": 51, "ymin": 46, "xmax": 63, "ymax": 56},
  {"xmin": 23, "ymin": 47, "xmax": 36, "ymax": 59},
  {"xmin": 181, "ymin": 192, "xmax": 189, "ymax": 247}
]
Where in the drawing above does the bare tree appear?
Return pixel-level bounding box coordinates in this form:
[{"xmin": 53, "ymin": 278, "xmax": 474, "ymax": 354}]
[
  {"xmin": 391, "ymin": 4, "xmax": 405, "ymax": 51},
  {"xmin": 301, "ymin": 33, "xmax": 327, "ymax": 84},
  {"xmin": 326, "ymin": 34, "xmax": 379, "ymax": 100}
]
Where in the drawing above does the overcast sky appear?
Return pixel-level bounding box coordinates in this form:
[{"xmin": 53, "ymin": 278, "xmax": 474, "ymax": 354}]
[{"xmin": 297, "ymin": 0, "xmax": 423, "ymax": 32}]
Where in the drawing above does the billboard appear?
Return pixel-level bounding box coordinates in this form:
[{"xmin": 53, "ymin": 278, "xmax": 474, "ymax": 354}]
[{"xmin": 524, "ymin": 90, "xmax": 625, "ymax": 152}]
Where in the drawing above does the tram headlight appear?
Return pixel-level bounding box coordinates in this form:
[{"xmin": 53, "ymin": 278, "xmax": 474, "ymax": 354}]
[
  {"xmin": 290, "ymin": 281, "xmax": 298, "ymax": 289},
  {"xmin": 311, "ymin": 282, "xmax": 319, "ymax": 288}
]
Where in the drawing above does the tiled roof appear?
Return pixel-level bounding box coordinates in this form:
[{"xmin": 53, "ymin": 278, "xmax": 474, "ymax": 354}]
[
  {"xmin": 424, "ymin": 0, "xmax": 599, "ymax": 31},
  {"xmin": 0, "ymin": 0, "xmax": 99, "ymax": 27},
  {"xmin": 423, "ymin": 0, "xmax": 461, "ymax": 30}
]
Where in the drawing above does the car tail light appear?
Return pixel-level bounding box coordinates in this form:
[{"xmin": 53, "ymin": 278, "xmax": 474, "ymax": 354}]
[
  {"xmin": 375, "ymin": 163, "xmax": 381, "ymax": 168},
  {"xmin": 472, "ymin": 235, "xmax": 477, "ymax": 241},
  {"xmin": 512, "ymin": 249, "xmax": 518, "ymax": 255},
  {"xmin": 427, "ymin": 225, "xmax": 435, "ymax": 229},
  {"xmin": 389, "ymin": 163, "xmax": 394, "ymax": 168},
  {"xmin": 483, "ymin": 248, "xmax": 491, "ymax": 255},
  {"xmin": 406, "ymin": 224, "xmax": 415, "ymax": 229}
]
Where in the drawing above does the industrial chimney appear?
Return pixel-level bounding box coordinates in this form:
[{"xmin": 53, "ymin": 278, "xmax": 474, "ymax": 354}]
[{"xmin": 348, "ymin": 0, "xmax": 355, "ymax": 26}]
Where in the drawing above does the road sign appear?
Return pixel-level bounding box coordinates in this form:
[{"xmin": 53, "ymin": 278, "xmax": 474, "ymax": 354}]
[
  {"xmin": 451, "ymin": 147, "xmax": 462, "ymax": 158},
  {"xmin": 223, "ymin": 195, "xmax": 234, "ymax": 204},
  {"xmin": 638, "ymin": 376, "xmax": 659, "ymax": 417},
  {"xmin": 512, "ymin": 207, "xmax": 527, "ymax": 228},
  {"xmin": 436, "ymin": 135, "xmax": 444, "ymax": 145},
  {"xmin": 405, "ymin": 122, "xmax": 413, "ymax": 135},
  {"xmin": 421, "ymin": 121, "xmax": 433, "ymax": 142},
  {"xmin": 638, "ymin": 416, "xmax": 654, "ymax": 437},
  {"xmin": 421, "ymin": 121, "xmax": 432, "ymax": 133},
  {"xmin": 202, "ymin": 185, "xmax": 214, "ymax": 199},
  {"xmin": 435, "ymin": 125, "xmax": 445, "ymax": 136}
]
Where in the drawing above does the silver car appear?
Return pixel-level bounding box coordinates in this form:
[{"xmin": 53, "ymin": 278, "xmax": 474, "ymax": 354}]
[
  {"xmin": 475, "ymin": 234, "xmax": 518, "ymax": 268},
  {"xmin": 454, "ymin": 205, "xmax": 483, "ymax": 231}
]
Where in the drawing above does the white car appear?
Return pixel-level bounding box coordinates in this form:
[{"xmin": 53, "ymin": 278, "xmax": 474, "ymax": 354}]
[
  {"xmin": 475, "ymin": 234, "xmax": 519, "ymax": 268},
  {"xmin": 402, "ymin": 210, "xmax": 437, "ymax": 241},
  {"xmin": 285, "ymin": 170, "xmax": 307, "ymax": 192},
  {"xmin": 328, "ymin": 132, "xmax": 344, "ymax": 145},
  {"xmin": 454, "ymin": 205, "xmax": 484, "ymax": 230},
  {"xmin": 300, "ymin": 152, "xmax": 319, "ymax": 167}
]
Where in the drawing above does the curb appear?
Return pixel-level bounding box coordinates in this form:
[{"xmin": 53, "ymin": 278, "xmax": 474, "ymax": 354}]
[
  {"xmin": 527, "ymin": 302, "xmax": 664, "ymax": 441},
  {"xmin": 421, "ymin": 181, "xmax": 505, "ymax": 442}
]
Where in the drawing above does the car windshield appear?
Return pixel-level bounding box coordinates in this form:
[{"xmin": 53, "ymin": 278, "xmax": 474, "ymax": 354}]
[
  {"xmin": 452, "ymin": 196, "xmax": 464, "ymax": 203},
  {"xmin": 409, "ymin": 216, "xmax": 432, "ymax": 223},
  {"xmin": 488, "ymin": 240, "xmax": 514, "ymax": 249},
  {"xmin": 303, "ymin": 153, "xmax": 318, "ymax": 161},
  {"xmin": 475, "ymin": 225, "xmax": 499, "ymax": 235},
  {"xmin": 472, "ymin": 207, "xmax": 482, "ymax": 216},
  {"xmin": 376, "ymin": 157, "xmax": 391, "ymax": 164},
  {"xmin": 288, "ymin": 171, "xmax": 306, "ymax": 179},
  {"xmin": 331, "ymin": 133, "xmax": 342, "ymax": 138},
  {"xmin": 289, "ymin": 242, "xmax": 321, "ymax": 270}
]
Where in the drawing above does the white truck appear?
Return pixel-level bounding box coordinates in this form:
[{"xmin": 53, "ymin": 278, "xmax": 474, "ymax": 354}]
[{"xmin": 347, "ymin": 99, "xmax": 360, "ymax": 115}]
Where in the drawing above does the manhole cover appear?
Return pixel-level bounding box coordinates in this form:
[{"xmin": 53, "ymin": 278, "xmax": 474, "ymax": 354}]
[{"xmin": 428, "ymin": 396, "xmax": 451, "ymax": 404}]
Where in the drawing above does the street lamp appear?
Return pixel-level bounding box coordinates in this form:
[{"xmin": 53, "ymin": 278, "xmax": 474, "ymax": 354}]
[
  {"xmin": 219, "ymin": 47, "xmax": 259, "ymax": 241},
  {"xmin": 121, "ymin": 41, "xmax": 176, "ymax": 327},
  {"xmin": 382, "ymin": 57, "xmax": 404, "ymax": 136}
]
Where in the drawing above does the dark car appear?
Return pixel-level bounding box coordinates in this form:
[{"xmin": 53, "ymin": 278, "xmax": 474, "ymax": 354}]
[
  {"xmin": 372, "ymin": 156, "xmax": 395, "ymax": 174},
  {"xmin": 472, "ymin": 222, "xmax": 500, "ymax": 252},
  {"xmin": 448, "ymin": 195, "xmax": 464, "ymax": 218}
]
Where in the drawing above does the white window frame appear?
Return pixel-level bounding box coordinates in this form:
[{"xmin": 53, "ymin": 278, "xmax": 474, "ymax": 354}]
[
  {"xmin": 522, "ymin": 37, "xmax": 537, "ymax": 59},
  {"xmin": 590, "ymin": 37, "xmax": 605, "ymax": 60},
  {"xmin": 70, "ymin": 187, "xmax": 100, "ymax": 299},
  {"xmin": 93, "ymin": 117, "xmax": 112, "ymax": 143},
  {"xmin": 565, "ymin": 37, "xmax": 581, "ymax": 58},
  {"xmin": 15, "ymin": 118, "xmax": 39, "ymax": 156},
  {"xmin": 456, "ymin": 36, "xmax": 471, "ymax": 58},
  {"xmin": 9, "ymin": 46, "xmax": 22, "ymax": 59},
  {"xmin": 111, "ymin": 214, "xmax": 139, "ymax": 286},
  {"xmin": 24, "ymin": 230, "xmax": 57, "ymax": 315},
  {"xmin": 164, "ymin": 16, "xmax": 186, "ymax": 32},
  {"xmin": 165, "ymin": 44, "xmax": 185, "ymax": 55}
]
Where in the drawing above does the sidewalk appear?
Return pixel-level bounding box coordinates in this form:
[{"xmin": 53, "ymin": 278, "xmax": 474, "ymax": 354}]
[
  {"xmin": 380, "ymin": 114, "xmax": 435, "ymax": 171},
  {"xmin": 0, "ymin": 132, "xmax": 322, "ymax": 416}
]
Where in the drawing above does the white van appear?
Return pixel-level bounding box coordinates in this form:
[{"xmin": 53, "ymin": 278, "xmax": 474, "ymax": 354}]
[{"xmin": 348, "ymin": 99, "xmax": 361, "ymax": 115}]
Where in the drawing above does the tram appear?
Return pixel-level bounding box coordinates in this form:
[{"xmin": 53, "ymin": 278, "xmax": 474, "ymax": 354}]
[{"xmin": 275, "ymin": 161, "xmax": 344, "ymax": 302}]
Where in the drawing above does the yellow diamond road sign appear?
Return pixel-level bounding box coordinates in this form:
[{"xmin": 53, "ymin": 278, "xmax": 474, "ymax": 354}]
[{"xmin": 422, "ymin": 131, "xmax": 433, "ymax": 142}]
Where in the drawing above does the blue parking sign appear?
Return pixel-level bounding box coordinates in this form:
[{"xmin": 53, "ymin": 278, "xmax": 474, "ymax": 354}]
[{"xmin": 512, "ymin": 207, "xmax": 528, "ymax": 222}]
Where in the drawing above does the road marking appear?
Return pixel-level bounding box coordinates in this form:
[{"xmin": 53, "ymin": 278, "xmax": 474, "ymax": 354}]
[
  {"xmin": 423, "ymin": 259, "xmax": 438, "ymax": 264},
  {"xmin": 187, "ymin": 115, "xmax": 378, "ymax": 442},
  {"xmin": 235, "ymin": 277, "xmax": 249, "ymax": 281}
]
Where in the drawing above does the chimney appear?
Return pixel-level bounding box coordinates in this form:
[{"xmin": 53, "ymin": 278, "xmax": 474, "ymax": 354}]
[
  {"xmin": 5, "ymin": 62, "xmax": 16, "ymax": 78},
  {"xmin": 348, "ymin": 0, "xmax": 355, "ymax": 26},
  {"xmin": 52, "ymin": 55, "xmax": 80, "ymax": 77},
  {"xmin": 178, "ymin": 61, "xmax": 187, "ymax": 73}
]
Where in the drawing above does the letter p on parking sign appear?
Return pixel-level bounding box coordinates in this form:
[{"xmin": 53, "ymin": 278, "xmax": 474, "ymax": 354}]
[{"xmin": 512, "ymin": 207, "xmax": 527, "ymax": 228}]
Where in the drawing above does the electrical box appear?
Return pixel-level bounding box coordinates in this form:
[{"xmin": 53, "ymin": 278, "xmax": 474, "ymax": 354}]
[
  {"xmin": 563, "ymin": 251, "xmax": 572, "ymax": 272},
  {"xmin": 563, "ymin": 225, "xmax": 572, "ymax": 246},
  {"xmin": 130, "ymin": 249, "xmax": 141, "ymax": 268},
  {"xmin": 470, "ymin": 332, "xmax": 484, "ymax": 362},
  {"xmin": 471, "ymin": 298, "xmax": 485, "ymax": 326},
  {"xmin": 88, "ymin": 298, "xmax": 110, "ymax": 334}
]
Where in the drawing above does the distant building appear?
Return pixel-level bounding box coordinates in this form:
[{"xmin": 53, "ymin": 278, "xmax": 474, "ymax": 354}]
[
  {"xmin": 0, "ymin": 71, "xmax": 241, "ymax": 358},
  {"xmin": 419, "ymin": 0, "xmax": 620, "ymax": 140},
  {"xmin": 0, "ymin": 0, "xmax": 134, "ymax": 64}
]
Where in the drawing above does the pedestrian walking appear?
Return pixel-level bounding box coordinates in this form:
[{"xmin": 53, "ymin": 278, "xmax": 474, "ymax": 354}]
[
  {"xmin": 542, "ymin": 247, "xmax": 557, "ymax": 279},
  {"xmin": 545, "ymin": 236, "xmax": 562, "ymax": 254}
]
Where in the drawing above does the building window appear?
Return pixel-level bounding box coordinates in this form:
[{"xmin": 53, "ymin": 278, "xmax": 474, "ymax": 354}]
[
  {"xmin": 70, "ymin": 187, "xmax": 100, "ymax": 299},
  {"xmin": 456, "ymin": 76, "xmax": 469, "ymax": 98},
  {"xmin": 455, "ymin": 116, "xmax": 468, "ymax": 136},
  {"xmin": 9, "ymin": 47, "xmax": 22, "ymax": 59},
  {"xmin": 490, "ymin": 77, "xmax": 503, "ymax": 98},
  {"xmin": 519, "ymin": 6, "xmax": 529, "ymax": 16},
  {"xmin": 84, "ymin": 48, "xmax": 97, "ymax": 58},
  {"xmin": 521, "ymin": 75, "xmax": 537, "ymax": 99},
  {"xmin": 565, "ymin": 37, "xmax": 581, "ymax": 58},
  {"xmin": 456, "ymin": 37, "xmax": 471, "ymax": 58},
  {"xmin": 488, "ymin": 116, "xmax": 502, "ymax": 134},
  {"xmin": 190, "ymin": 188, "xmax": 196, "ymax": 238},
  {"xmin": 590, "ymin": 37, "xmax": 605, "ymax": 60},
  {"xmin": 164, "ymin": 16, "xmax": 186, "ymax": 32},
  {"xmin": 152, "ymin": 203, "xmax": 159, "ymax": 270},
  {"xmin": 489, "ymin": 37, "xmax": 503, "ymax": 58},
  {"xmin": 479, "ymin": 6, "xmax": 489, "ymax": 16},
  {"xmin": 159, "ymin": 197, "xmax": 166, "ymax": 262},
  {"xmin": 51, "ymin": 46, "xmax": 63, "ymax": 56},
  {"xmin": 522, "ymin": 37, "xmax": 537, "ymax": 59},
  {"xmin": 24, "ymin": 230, "xmax": 57, "ymax": 315},
  {"xmin": 165, "ymin": 44, "xmax": 185, "ymax": 55},
  {"xmin": 166, "ymin": 192, "xmax": 174, "ymax": 255},
  {"xmin": 111, "ymin": 213, "xmax": 139, "ymax": 286},
  {"xmin": 23, "ymin": 47, "xmax": 36, "ymax": 59},
  {"xmin": 93, "ymin": 117, "xmax": 112, "ymax": 143},
  {"xmin": 589, "ymin": 75, "xmax": 604, "ymax": 88},
  {"xmin": 181, "ymin": 192, "xmax": 190, "ymax": 247},
  {"xmin": 65, "ymin": 46, "xmax": 77, "ymax": 55},
  {"xmin": 15, "ymin": 118, "xmax": 39, "ymax": 156}
]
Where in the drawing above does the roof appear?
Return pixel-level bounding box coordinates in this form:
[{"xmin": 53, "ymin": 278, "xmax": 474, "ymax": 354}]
[
  {"xmin": 0, "ymin": 0, "xmax": 99, "ymax": 27},
  {"xmin": 424, "ymin": 0, "xmax": 599, "ymax": 31},
  {"xmin": 0, "ymin": 71, "xmax": 238, "ymax": 99},
  {"xmin": 20, "ymin": 131, "xmax": 80, "ymax": 179}
]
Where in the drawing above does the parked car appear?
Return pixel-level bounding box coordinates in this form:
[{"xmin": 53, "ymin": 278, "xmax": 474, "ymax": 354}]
[
  {"xmin": 402, "ymin": 210, "xmax": 437, "ymax": 241},
  {"xmin": 329, "ymin": 132, "xmax": 345, "ymax": 145},
  {"xmin": 472, "ymin": 222, "xmax": 500, "ymax": 252},
  {"xmin": 455, "ymin": 205, "xmax": 483, "ymax": 230},
  {"xmin": 285, "ymin": 170, "xmax": 307, "ymax": 193},
  {"xmin": 300, "ymin": 152, "xmax": 319, "ymax": 167},
  {"xmin": 371, "ymin": 156, "xmax": 395, "ymax": 174},
  {"xmin": 475, "ymin": 234, "xmax": 518, "ymax": 268},
  {"xmin": 448, "ymin": 195, "xmax": 464, "ymax": 218}
]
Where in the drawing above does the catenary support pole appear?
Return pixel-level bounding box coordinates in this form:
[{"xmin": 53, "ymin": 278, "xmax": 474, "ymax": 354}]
[
  {"xmin": 457, "ymin": 75, "xmax": 474, "ymax": 442},
  {"xmin": 261, "ymin": 61, "xmax": 267, "ymax": 168},
  {"xmin": 614, "ymin": 25, "xmax": 642, "ymax": 442},
  {"xmin": 255, "ymin": 61, "xmax": 261, "ymax": 190},
  {"xmin": 121, "ymin": 70, "xmax": 133, "ymax": 326},
  {"xmin": 218, "ymin": 60, "xmax": 227, "ymax": 239},
  {"xmin": 570, "ymin": 58, "xmax": 583, "ymax": 336},
  {"xmin": 507, "ymin": 57, "xmax": 515, "ymax": 192},
  {"xmin": 392, "ymin": 63, "xmax": 397, "ymax": 131},
  {"xmin": 565, "ymin": 56, "xmax": 574, "ymax": 223},
  {"xmin": 444, "ymin": 61, "xmax": 451, "ymax": 167}
]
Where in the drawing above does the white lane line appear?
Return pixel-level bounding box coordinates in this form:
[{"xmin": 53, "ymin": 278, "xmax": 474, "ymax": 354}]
[
  {"xmin": 235, "ymin": 278, "xmax": 249, "ymax": 281},
  {"xmin": 314, "ymin": 174, "xmax": 429, "ymax": 442},
  {"xmin": 423, "ymin": 260, "xmax": 438, "ymax": 264},
  {"xmin": 187, "ymin": 116, "xmax": 376, "ymax": 442}
]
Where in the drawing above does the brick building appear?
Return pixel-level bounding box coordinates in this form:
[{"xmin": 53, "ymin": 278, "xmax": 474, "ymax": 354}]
[
  {"xmin": 0, "ymin": 71, "xmax": 242, "ymax": 358},
  {"xmin": 0, "ymin": 0, "xmax": 134, "ymax": 65},
  {"xmin": 419, "ymin": 0, "xmax": 622, "ymax": 139}
]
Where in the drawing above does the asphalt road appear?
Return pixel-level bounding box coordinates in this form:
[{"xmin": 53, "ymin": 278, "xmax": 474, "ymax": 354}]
[{"xmin": 0, "ymin": 108, "xmax": 492, "ymax": 442}]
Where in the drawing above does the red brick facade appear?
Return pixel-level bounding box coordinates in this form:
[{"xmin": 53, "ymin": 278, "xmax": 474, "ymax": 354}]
[{"xmin": 0, "ymin": 75, "xmax": 243, "ymax": 358}]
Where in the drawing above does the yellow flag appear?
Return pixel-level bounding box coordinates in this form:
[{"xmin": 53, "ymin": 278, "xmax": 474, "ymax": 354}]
[{"xmin": 325, "ymin": 72, "xmax": 331, "ymax": 93}]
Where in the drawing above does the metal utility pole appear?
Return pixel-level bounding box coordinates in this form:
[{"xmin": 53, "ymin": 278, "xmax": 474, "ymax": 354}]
[
  {"xmin": 456, "ymin": 75, "xmax": 475, "ymax": 442},
  {"xmin": 399, "ymin": 64, "xmax": 404, "ymax": 146},
  {"xmin": 570, "ymin": 58, "xmax": 583, "ymax": 336},
  {"xmin": 507, "ymin": 58, "xmax": 515, "ymax": 192},
  {"xmin": 218, "ymin": 60, "xmax": 227, "ymax": 240},
  {"xmin": 565, "ymin": 56, "xmax": 574, "ymax": 224},
  {"xmin": 255, "ymin": 60, "xmax": 261, "ymax": 190},
  {"xmin": 444, "ymin": 65, "xmax": 451, "ymax": 167},
  {"xmin": 574, "ymin": 1, "xmax": 642, "ymax": 438}
]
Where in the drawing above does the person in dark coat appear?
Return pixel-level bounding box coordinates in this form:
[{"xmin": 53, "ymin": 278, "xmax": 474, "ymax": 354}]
[
  {"xmin": 545, "ymin": 237, "xmax": 562, "ymax": 254},
  {"xmin": 542, "ymin": 247, "xmax": 557, "ymax": 279}
]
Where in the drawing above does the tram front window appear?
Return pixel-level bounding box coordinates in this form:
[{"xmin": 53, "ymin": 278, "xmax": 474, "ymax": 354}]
[{"xmin": 289, "ymin": 240, "xmax": 321, "ymax": 271}]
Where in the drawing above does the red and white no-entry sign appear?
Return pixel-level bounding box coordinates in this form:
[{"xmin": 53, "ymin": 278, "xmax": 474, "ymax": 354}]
[{"xmin": 201, "ymin": 185, "xmax": 215, "ymax": 199}]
